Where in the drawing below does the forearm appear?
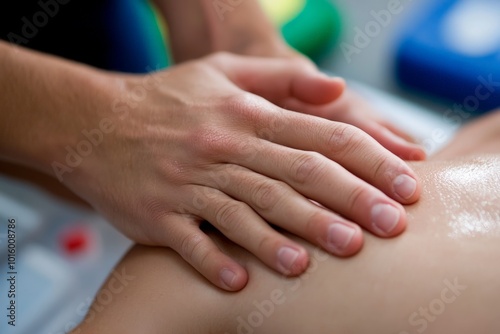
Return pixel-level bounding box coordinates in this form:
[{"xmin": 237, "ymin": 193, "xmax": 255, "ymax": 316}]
[
  {"xmin": 0, "ymin": 41, "xmax": 117, "ymax": 175},
  {"xmin": 153, "ymin": 0, "xmax": 287, "ymax": 62}
]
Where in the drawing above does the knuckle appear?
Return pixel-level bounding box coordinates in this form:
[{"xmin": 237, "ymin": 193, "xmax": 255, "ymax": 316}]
[
  {"xmin": 196, "ymin": 246, "xmax": 213, "ymax": 274},
  {"xmin": 251, "ymin": 181, "xmax": 285, "ymax": 212},
  {"xmin": 223, "ymin": 92, "xmax": 266, "ymax": 123},
  {"xmin": 187, "ymin": 94, "xmax": 265, "ymax": 162},
  {"xmin": 215, "ymin": 201, "xmax": 244, "ymax": 233},
  {"xmin": 289, "ymin": 152, "xmax": 327, "ymax": 185},
  {"xmin": 179, "ymin": 232, "xmax": 205, "ymax": 264},
  {"xmin": 256, "ymin": 233, "xmax": 280, "ymax": 255},
  {"xmin": 371, "ymin": 155, "xmax": 392, "ymax": 182},
  {"xmin": 326, "ymin": 124, "xmax": 365, "ymax": 158},
  {"xmin": 234, "ymin": 139, "xmax": 259, "ymax": 164},
  {"xmin": 189, "ymin": 126, "xmax": 240, "ymax": 159},
  {"xmin": 303, "ymin": 212, "xmax": 325, "ymax": 237},
  {"xmin": 217, "ymin": 93, "xmax": 281, "ymax": 142},
  {"xmin": 346, "ymin": 184, "xmax": 369, "ymax": 213}
]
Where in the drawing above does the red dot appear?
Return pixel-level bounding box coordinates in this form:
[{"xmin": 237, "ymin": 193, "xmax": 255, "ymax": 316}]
[{"xmin": 60, "ymin": 226, "xmax": 90, "ymax": 254}]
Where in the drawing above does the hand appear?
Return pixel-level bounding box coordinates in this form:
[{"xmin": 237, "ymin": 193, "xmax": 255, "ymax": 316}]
[{"xmin": 61, "ymin": 53, "xmax": 420, "ymax": 291}]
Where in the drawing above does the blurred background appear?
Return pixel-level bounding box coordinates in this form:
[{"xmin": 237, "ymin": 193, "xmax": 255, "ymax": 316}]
[
  {"xmin": 1, "ymin": 0, "xmax": 499, "ymax": 333},
  {"xmin": 322, "ymin": 0, "xmax": 500, "ymax": 113}
]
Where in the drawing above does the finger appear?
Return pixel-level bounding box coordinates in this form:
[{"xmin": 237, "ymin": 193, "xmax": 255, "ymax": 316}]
[
  {"xmin": 240, "ymin": 143, "xmax": 407, "ymax": 238},
  {"xmin": 380, "ymin": 121, "xmax": 417, "ymax": 143},
  {"xmin": 162, "ymin": 215, "xmax": 248, "ymax": 291},
  {"xmin": 351, "ymin": 119, "xmax": 426, "ymax": 161},
  {"xmin": 282, "ymin": 97, "xmax": 426, "ymax": 161},
  {"xmin": 206, "ymin": 164, "xmax": 363, "ymax": 256},
  {"xmin": 208, "ymin": 52, "xmax": 345, "ymax": 105},
  {"xmin": 252, "ymin": 108, "xmax": 421, "ymax": 204},
  {"xmin": 183, "ymin": 185, "xmax": 310, "ymax": 276}
]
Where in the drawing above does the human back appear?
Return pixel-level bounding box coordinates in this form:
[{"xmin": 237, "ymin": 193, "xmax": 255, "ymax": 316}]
[{"xmin": 74, "ymin": 154, "xmax": 500, "ymax": 334}]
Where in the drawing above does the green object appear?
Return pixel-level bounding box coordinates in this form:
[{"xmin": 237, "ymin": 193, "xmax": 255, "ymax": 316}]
[
  {"xmin": 107, "ymin": 0, "xmax": 170, "ymax": 72},
  {"xmin": 281, "ymin": 0, "xmax": 343, "ymax": 60}
]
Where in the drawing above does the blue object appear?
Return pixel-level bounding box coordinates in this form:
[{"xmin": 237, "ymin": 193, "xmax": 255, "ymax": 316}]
[
  {"xmin": 102, "ymin": 0, "xmax": 169, "ymax": 73},
  {"xmin": 395, "ymin": 0, "xmax": 500, "ymax": 114}
]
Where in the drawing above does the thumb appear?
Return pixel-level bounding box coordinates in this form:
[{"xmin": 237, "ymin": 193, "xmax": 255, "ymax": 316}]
[{"xmin": 208, "ymin": 53, "xmax": 345, "ymax": 106}]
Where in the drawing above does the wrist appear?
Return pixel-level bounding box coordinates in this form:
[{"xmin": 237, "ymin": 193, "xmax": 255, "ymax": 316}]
[
  {"xmin": 201, "ymin": 0, "xmax": 283, "ymax": 56},
  {"xmin": 48, "ymin": 72, "xmax": 127, "ymax": 182},
  {"xmin": 0, "ymin": 42, "xmax": 119, "ymax": 178},
  {"xmin": 158, "ymin": 0, "xmax": 290, "ymax": 61}
]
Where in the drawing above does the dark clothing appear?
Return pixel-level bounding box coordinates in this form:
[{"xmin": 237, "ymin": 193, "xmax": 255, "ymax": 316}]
[{"xmin": 0, "ymin": 0, "xmax": 168, "ymax": 73}]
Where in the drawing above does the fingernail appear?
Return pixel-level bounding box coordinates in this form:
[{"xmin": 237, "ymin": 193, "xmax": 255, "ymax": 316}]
[
  {"xmin": 220, "ymin": 268, "xmax": 237, "ymax": 289},
  {"xmin": 277, "ymin": 246, "xmax": 300, "ymax": 274},
  {"xmin": 327, "ymin": 223, "xmax": 356, "ymax": 253},
  {"xmin": 393, "ymin": 174, "xmax": 417, "ymax": 200},
  {"xmin": 372, "ymin": 204, "xmax": 400, "ymax": 235}
]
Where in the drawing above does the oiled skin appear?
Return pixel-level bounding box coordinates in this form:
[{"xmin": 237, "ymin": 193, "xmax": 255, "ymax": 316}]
[{"xmin": 75, "ymin": 155, "xmax": 500, "ymax": 334}]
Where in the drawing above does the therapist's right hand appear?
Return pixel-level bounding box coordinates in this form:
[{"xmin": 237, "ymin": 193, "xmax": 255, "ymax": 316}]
[{"xmin": 60, "ymin": 52, "xmax": 420, "ymax": 291}]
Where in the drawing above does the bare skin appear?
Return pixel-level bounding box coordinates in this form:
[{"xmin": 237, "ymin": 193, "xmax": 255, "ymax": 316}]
[
  {"xmin": 432, "ymin": 110, "xmax": 500, "ymax": 159},
  {"xmin": 0, "ymin": 0, "xmax": 425, "ymax": 291},
  {"xmin": 73, "ymin": 111, "xmax": 500, "ymax": 334}
]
